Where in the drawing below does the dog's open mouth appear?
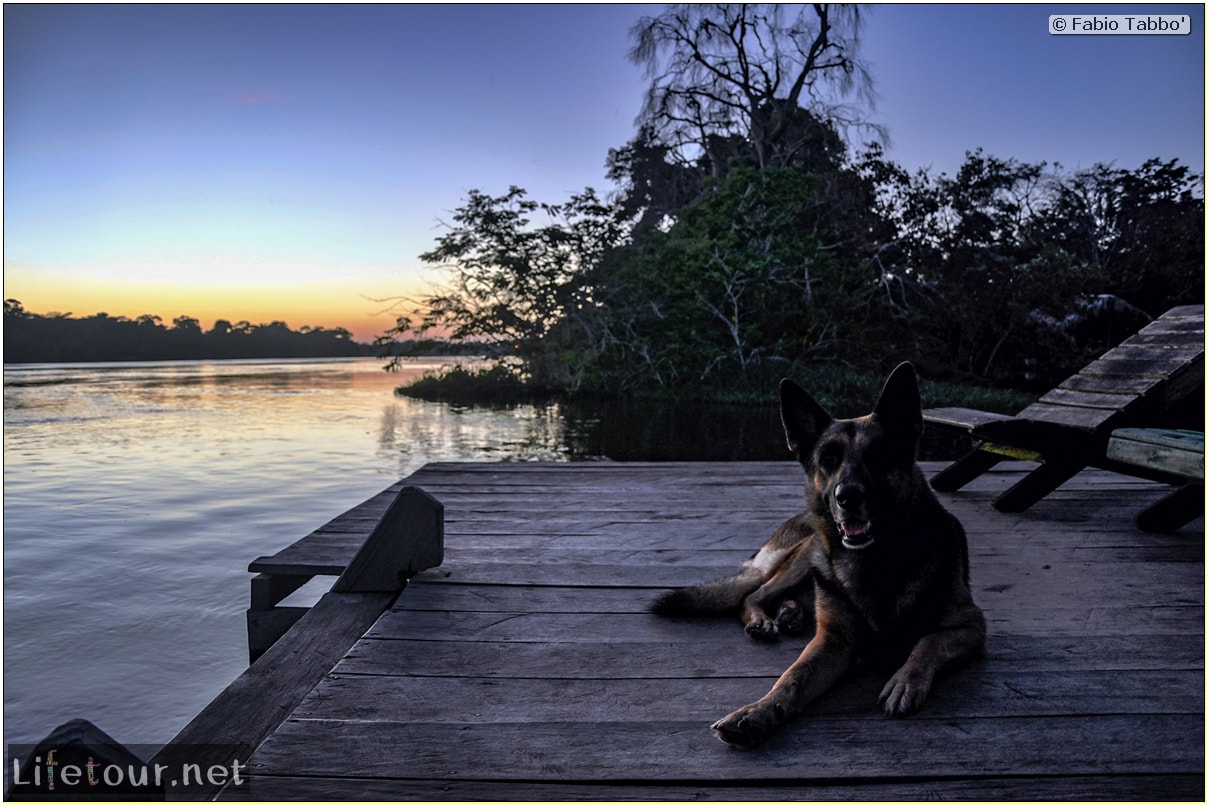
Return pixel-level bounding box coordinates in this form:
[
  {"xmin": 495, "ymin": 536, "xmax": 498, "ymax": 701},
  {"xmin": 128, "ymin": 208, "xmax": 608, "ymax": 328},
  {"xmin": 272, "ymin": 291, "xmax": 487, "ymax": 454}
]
[{"xmin": 839, "ymin": 520, "xmax": 875, "ymax": 550}]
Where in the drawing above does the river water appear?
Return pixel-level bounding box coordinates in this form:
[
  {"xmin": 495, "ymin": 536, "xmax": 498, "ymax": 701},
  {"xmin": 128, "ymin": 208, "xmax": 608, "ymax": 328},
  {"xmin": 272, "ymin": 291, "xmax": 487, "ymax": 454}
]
[{"xmin": 3, "ymin": 357, "xmax": 788, "ymax": 752}]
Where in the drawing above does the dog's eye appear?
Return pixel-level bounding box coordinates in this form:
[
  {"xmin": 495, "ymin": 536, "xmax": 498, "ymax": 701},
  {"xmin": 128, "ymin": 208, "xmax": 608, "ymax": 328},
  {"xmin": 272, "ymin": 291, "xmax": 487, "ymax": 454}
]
[{"xmin": 817, "ymin": 444, "xmax": 843, "ymax": 472}]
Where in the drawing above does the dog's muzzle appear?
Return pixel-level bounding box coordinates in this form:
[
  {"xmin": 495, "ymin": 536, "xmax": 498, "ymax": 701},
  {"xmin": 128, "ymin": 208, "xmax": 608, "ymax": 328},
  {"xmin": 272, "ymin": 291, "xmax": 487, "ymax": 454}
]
[{"xmin": 834, "ymin": 481, "xmax": 875, "ymax": 550}]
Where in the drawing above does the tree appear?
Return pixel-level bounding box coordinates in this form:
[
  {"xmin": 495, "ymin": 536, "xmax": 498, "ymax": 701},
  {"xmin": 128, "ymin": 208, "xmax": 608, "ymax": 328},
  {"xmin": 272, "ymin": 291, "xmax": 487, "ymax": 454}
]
[
  {"xmin": 1042, "ymin": 158, "xmax": 1204, "ymax": 316},
  {"xmin": 863, "ymin": 150, "xmax": 1204, "ymax": 388},
  {"xmin": 606, "ymin": 125, "xmax": 706, "ymax": 236},
  {"xmin": 866, "ymin": 150, "xmax": 1084, "ymax": 382},
  {"xmin": 171, "ymin": 315, "xmax": 200, "ymax": 332},
  {"xmin": 628, "ymin": 4, "xmax": 879, "ymax": 173},
  {"xmin": 383, "ymin": 186, "xmax": 630, "ymax": 390},
  {"xmin": 593, "ymin": 165, "xmax": 881, "ymax": 390}
]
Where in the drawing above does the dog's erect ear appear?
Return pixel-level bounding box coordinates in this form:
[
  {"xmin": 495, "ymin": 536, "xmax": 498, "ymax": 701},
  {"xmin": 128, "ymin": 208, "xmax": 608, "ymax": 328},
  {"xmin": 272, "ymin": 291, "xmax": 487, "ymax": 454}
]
[
  {"xmin": 873, "ymin": 362, "xmax": 923, "ymax": 440},
  {"xmin": 780, "ymin": 379, "xmax": 833, "ymax": 458}
]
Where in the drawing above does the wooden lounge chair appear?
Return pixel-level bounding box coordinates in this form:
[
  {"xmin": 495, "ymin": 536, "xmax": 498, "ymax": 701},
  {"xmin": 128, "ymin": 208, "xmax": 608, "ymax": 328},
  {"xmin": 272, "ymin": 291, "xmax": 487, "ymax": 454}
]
[
  {"xmin": 1106, "ymin": 428, "xmax": 1204, "ymax": 533},
  {"xmin": 924, "ymin": 304, "xmax": 1204, "ymax": 513}
]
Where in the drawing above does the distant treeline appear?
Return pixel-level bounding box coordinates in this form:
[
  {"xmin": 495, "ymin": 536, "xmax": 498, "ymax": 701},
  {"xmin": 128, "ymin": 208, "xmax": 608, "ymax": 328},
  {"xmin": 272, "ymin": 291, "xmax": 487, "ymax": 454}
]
[{"xmin": 3, "ymin": 301, "xmax": 378, "ymax": 363}]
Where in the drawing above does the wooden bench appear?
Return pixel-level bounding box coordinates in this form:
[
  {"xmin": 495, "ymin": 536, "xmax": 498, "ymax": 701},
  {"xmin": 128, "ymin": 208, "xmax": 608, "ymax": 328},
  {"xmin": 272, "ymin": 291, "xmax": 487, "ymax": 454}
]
[
  {"xmin": 1106, "ymin": 428, "xmax": 1204, "ymax": 533},
  {"xmin": 926, "ymin": 305, "xmax": 1204, "ymax": 512}
]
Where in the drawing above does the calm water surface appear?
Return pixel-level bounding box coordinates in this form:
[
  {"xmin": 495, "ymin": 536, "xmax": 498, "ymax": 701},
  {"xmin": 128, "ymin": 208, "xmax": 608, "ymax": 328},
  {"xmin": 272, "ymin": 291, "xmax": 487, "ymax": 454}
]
[{"xmin": 2, "ymin": 357, "xmax": 635, "ymax": 750}]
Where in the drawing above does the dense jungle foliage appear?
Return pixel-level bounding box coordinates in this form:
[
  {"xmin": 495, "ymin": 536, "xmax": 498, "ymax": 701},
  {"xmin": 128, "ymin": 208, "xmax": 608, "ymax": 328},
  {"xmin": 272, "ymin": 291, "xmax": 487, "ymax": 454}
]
[{"xmin": 382, "ymin": 5, "xmax": 1203, "ymax": 404}]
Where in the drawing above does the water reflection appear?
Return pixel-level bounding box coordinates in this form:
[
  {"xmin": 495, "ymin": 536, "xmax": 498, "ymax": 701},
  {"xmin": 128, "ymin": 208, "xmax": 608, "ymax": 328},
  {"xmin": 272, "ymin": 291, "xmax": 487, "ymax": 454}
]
[
  {"xmin": 555, "ymin": 398, "xmax": 786, "ymax": 461},
  {"xmin": 372, "ymin": 387, "xmax": 960, "ymax": 464}
]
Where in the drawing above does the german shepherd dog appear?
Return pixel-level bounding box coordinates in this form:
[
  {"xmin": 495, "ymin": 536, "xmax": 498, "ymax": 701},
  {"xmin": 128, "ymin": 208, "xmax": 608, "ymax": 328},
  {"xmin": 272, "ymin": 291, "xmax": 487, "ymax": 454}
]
[{"xmin": 652, "ymin": 363, "xmax": 986, "ymax": 748}]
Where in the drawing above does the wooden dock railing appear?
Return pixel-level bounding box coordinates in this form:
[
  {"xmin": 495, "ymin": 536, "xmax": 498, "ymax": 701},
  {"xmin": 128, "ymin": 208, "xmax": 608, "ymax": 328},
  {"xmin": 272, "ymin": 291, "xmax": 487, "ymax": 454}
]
[
  {"xmin": 246, "ymin": 485, "xmax": 443, "ymax": 661},
  {"xmin": 150, "ymin": 483, "xmax": 444, "ymax": 798}
]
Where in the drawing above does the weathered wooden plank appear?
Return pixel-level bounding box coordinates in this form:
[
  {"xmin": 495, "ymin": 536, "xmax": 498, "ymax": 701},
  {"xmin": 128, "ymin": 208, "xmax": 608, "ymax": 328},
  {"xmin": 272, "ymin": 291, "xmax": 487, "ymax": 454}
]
[
  {"xmin": 423, "ymin": 538, "xmax": 1189, "ymax": 570},
  {"xmin": 1058, "ymin": 372, "xmax": 1164, "ymax": 395},
  {"xmin": 430, "ymin": 494, "xmax": 1182, "ymax": 524},
  {"xmin": 921, "ymin": 407, "xmax": 1015, "ymax": 431},
  {"xmin": 970, "ymin": 417, "xmax": 1099, "ymax": 450},
  {"xmin": 590, "ymin": 534, "xmax": 1191, "ymax": 572},
  {"xmin": 426, "ymin": 530, "xmax": 1202, "ymax": 559},
  {"xmin": 412, "ymin": 558, "xmax": 1192, "ymax": 591},
  {"xmin": 223, "ymin": 772, "xmax": 1206, "ymax": 802},
  {"xmin": 987, "ymin": 502, "xmax": 1202, "ymax": 530},
  {"xmin": 1036, "ymin": 387, "xmax": 1140, "ymax": 411},
  {"xmin": 411, "ymin": 460, "xmax": 798, "ymax": 473},
  {"xmin": 1111, "ymin": 427, "xmax": 1206, "ymax": 452},
  {"xmin": 429, "ymin": 485, "xmax": 1173, "ymax": 520},
  {"xmin": 1107, "ymin": 428, "xmax": 1204, "ymax": 480},
  {"xmin": 1125, "ymin": 329, "xmax": 1207, "ymax": 346},
  {"xmin": 441, "ymin": 518, "xmax": 786, "ymax": 540},
  {"xmin": 982, "ymin": 540, "xmax": 1201, "ymax": 563},
  {"xmin": 1073, "ymin": 604, "xmax": 1204, "ymax": 634},
  {"xmin": 1080, "ymin": 354, "xmax": 1199, "ymax": 379},
  {"xmin": 246, "ymin": 714, "xmax": 1203, "ymax": 781},
  {"xmin": 333, "ymin": 631, "xmax": 1203, "ymax": 680},
  {"xmin": 424, "ymin": 493, "xmax": 810, "ymax": 506},
  {"xmin": 336, "ymin": 635, "xmax": 802, "ymax": 679},
  {"xmin": 408, "ymin": 468, "xmax": 812, "ymax": 488},
  {"xmin": 312, "ymin": 500, "xmax": 804, "ymax": 520},
  {"xmin": 406, "ymin": 457, "xmax": 1184, "ymax": 480},
  {"xmin": 1131, "ymin": 317, "xmax": 1206, "ymax": 336},
  {"xmin": 330, "ymin": 461, "xmax": 1141, "ymax": 497},
  {"xmin": 392, "ymin": 567, "xmax": 1203, "ymax": 616},
  {"xmin": 1011, "ymin": 402, "xmax": 1119, "ymax": 430},
  {"xmin": 428, "ymin": 546, "xmax": 757, "ymax": 568},
  {"xmin": 289, "ymin": 670, "xmax": 1203, "ymax": 725},
  {"xmin": 411, "ymin": 560, "xmax": 734, "ymax": 588},
  {"xmin": 381, "ymin": 593, "xmax": 1204, "ymax": 637},
  {"xmin": 1097, "ymin": 343, "xmax": 1204, "ymax": 363},
  {"xmin": 365, "ymin": 594, "xmax": 1202, "ymax": 644},
  {"xmin": 405, "ymin": 467, "xmax": 805, "ymax": 488},
  {"xmin": 248, "ymin": 550, "xmax": 346, "ymax": 576}
]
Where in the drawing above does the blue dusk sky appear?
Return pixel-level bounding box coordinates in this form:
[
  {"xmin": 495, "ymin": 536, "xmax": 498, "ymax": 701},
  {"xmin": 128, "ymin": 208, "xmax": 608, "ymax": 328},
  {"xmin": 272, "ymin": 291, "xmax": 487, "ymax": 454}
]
[{"xmin": 4, "ymin": 3, "xmax": 1204, "ymax": 342}]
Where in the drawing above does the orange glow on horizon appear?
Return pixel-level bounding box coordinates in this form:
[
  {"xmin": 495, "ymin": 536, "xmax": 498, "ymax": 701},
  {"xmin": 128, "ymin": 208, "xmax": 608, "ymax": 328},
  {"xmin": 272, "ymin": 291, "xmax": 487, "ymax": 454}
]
[{"xmin": 3, "ymin": 271, "xmax": 430, "ymax": 344}]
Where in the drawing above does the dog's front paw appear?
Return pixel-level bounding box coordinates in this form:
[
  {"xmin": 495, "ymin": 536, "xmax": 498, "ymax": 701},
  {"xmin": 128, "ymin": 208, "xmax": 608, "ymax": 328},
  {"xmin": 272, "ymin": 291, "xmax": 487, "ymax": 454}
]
[
  {"xmin": 878, "ymin": 668, "xmax": 930, "ymax": 717},
  {"xmin": 711, "ymin": 701, "xmax": 783, "ymax": 748},
  {"xmin": 744, "ymin": 615, "xmax": 778, "ymax": 642}
]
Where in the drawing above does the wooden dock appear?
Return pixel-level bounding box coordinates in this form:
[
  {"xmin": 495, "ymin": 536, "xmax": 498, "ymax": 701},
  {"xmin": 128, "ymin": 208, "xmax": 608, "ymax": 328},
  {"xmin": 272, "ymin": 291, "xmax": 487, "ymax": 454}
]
[{"xmin": 184, "ymin": 460, "xmax": 1202, "ymax": 800}]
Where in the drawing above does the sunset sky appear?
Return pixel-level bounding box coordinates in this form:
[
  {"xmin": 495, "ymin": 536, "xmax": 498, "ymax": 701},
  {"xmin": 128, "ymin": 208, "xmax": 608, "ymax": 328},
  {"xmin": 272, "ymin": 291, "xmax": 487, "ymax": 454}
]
[{"xmin": 5, "ymin": 3, "xmax": 1204, "ymax": 344}]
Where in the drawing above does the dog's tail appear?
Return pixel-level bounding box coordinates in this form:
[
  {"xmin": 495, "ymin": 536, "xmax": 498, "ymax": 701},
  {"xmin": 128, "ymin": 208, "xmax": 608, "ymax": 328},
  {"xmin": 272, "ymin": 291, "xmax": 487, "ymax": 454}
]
[{"xmin": 649, "ymin": 567, "xmax": 768, "ymax": 617}]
